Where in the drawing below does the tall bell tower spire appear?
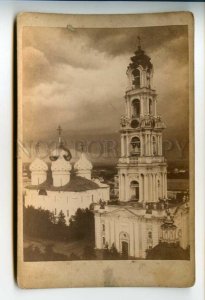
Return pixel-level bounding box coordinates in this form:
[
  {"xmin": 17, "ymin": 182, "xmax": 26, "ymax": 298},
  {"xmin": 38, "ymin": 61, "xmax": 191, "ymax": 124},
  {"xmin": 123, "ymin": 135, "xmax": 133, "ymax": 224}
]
[{"xmin": 118, "ymin": 42, "xmax": 167, "ymax": 203}]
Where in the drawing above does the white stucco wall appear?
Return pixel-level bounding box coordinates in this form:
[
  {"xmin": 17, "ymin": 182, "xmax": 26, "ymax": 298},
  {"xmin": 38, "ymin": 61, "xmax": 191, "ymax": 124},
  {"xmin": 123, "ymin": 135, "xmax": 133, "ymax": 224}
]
[{"xmin": 24, "ymin": 186, "xmax": 109, "ymax": 225}]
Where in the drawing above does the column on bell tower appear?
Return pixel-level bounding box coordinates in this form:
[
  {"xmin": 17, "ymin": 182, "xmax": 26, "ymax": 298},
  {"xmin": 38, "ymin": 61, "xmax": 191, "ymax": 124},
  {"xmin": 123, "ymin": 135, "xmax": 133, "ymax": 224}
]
[{"xmin": 121, "ymin": 134, "xmax": 125, "ymax": 157}]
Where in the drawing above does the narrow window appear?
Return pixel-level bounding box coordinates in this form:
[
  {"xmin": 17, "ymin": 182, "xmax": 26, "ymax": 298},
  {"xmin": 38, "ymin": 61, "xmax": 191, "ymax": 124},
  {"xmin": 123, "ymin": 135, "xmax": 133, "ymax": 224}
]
[
  {"xmin": 132, "ymin": 99, "xmax": 140, "ymax": 118},
  {"xmin": 130, "ymin": 136, "xmax": 141, "ymax": 156},
  {"xmin": 152, "ymin": 136, "xmax": 157, "ymax": 155},
  {"xmin": 149, "ymin": 98, "xmax": 152, "ymax": 115},
  {"xmin": 132, "ymin": 69, "xmax": 140, "ymax": 88}
]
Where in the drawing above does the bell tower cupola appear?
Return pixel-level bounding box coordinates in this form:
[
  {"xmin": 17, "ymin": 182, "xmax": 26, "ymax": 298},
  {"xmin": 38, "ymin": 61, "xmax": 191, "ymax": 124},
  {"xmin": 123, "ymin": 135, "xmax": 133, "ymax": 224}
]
[{"xmin": 126, "ymin": 36, "xmax": 153, "ymax": 91}]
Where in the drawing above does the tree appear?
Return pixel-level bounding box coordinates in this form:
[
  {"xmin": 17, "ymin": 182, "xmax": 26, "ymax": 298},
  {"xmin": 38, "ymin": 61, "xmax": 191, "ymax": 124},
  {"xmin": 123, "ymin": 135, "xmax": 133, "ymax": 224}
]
[
  {"xmin": 68, "ymin": 208, "xmax": 95, "ymax": 242},
  {"xmin": 103, "ymin": 243, "xmax": 120, "ymax": 260},
  {"xmin": 23, "ymin": 205, "xmax": 69, "ymax": 241},
  {"xmin": 57, "ymin": 210, "xmax": 66, "ymax": 226},
  {"xmin": 24, "ymin": 243, "xmax": 68, "ymax": 261}
]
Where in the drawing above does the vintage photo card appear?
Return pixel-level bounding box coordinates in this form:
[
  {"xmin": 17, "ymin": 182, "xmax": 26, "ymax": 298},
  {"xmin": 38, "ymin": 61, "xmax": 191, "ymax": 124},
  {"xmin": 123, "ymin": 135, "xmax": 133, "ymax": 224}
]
[{"xmin": 17, "ymin": 12, "xmax": 194, "ymax": 288}]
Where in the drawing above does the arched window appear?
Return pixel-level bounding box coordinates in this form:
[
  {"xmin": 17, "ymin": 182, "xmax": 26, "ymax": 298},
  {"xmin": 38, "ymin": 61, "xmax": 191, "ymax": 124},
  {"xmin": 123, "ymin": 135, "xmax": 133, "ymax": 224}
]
[
  {"xmin": 152, "ymin": 136, "xmax": 157, "ymax": 155},
  {"xmin": 119, "ymin": 232, "xmax": 130, "ymax": 257},
  {"xmin": 130, "ymin": 181, "xmax": 139, "ymax": 201},
  {"xmin": 130, "ymin": 137, "xmax": 140, "ymax": 156},
  {"xmin": 132, "ymin": 69, "xmax": 140, "ymax": 88},
  {"xmin": 132, "ymin": 99, "xmax": 140, "ymax": 118},
  {"xmin": 149, "ymin": 98, "xmax": 152, "ymax": 115}
]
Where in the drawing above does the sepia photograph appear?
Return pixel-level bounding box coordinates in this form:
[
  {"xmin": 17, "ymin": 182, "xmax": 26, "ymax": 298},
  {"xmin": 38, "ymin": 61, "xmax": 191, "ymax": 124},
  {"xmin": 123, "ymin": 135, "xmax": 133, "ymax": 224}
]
[{"xmin": 17, "ymin": 12, "xmax": 194, "ymax": 288}]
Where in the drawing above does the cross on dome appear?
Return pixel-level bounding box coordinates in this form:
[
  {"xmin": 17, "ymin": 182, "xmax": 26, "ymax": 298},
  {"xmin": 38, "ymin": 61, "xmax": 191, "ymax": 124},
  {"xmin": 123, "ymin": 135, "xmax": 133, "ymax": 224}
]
[{"xmin": 50, "ymin": 126, "xmax": 72, "ymax": 161}]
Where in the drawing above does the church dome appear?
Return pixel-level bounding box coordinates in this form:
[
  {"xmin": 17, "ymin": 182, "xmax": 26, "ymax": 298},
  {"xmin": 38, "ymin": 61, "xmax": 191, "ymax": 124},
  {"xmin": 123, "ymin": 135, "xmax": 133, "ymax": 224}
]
[
  {"xmin": 74, "ymin": 152, "xmax": 93, "ymax": 171},
  {"xmin": 50, "ymin": 145, "xmax": 72, "ymax": 162},
  {"xmin": 51, "ymin": 153, "xmax": 72, "ymax": 172},
  {"xmin": 129, "ymin": 45, "xmax": 153, "ymax": 71},
  {"xmin": 29, "ymin": 158, "xmax": 48, "ymax": 172}
]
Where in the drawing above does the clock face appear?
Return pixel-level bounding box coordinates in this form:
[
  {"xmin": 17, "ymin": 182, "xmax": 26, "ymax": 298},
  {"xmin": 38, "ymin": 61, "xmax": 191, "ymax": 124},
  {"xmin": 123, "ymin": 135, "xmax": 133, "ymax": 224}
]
[{"xmin": 131, "ymin": 119, "xmax": 139, "ymax": 128}]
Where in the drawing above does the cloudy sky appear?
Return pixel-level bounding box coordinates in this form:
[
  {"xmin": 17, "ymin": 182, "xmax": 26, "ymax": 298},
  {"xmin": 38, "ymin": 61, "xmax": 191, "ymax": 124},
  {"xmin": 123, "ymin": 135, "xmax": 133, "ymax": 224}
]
[{"xmin": 22, "ymin": 25, "xmax": 189, "ymax": 164}]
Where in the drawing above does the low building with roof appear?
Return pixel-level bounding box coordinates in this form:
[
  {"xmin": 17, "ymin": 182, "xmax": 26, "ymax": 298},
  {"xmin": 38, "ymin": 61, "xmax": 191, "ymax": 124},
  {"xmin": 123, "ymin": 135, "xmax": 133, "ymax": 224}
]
[{"xmin": 24, "ymin": 127, "xmax": 110, "ymax": 224}]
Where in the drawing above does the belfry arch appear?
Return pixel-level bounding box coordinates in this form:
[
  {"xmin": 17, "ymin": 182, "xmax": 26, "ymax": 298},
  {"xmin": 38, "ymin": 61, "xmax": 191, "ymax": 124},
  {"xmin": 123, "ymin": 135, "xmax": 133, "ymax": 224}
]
[
  {"xmin": 132, "ymin": 99, "xmax": 140, "ymax": 118},
  {"xmin": 130, "ymin": 180, "xmax": 139, "ymax": 201},
  {"xmin": 132, "ymin": 68, "xmax": 140, "ymax": 88},
  {"xmin": 130, "ymin": 136, "xmax": 141, "ymax": 156},
  {"xmin": 149, "ymin": 98, "xmax": 152, "ymax": 115}
]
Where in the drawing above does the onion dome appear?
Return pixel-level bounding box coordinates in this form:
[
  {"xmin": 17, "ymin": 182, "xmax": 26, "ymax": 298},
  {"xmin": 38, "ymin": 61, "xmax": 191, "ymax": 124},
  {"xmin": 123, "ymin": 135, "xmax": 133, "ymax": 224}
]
[
  {"xmin": 29, "ymin": 158, "xmax": 48, "ymax": 172},
  {"xmin": 51, "ymin": 152, "xmax": 72, "ymax": 172},
  {"xmin": 74, "ymin": 152, "xmax": 93, "ymax": 171},
  {"xmin": 50, "ymin": 145, "xmax": 72, "ymax": 162}
]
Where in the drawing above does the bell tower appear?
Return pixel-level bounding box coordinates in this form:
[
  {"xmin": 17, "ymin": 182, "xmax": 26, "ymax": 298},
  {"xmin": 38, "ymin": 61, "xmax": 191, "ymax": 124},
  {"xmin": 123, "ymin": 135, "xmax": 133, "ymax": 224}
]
[{"xmin": 118, "ymin": 38, "xmax": 167, "ymax": 203}]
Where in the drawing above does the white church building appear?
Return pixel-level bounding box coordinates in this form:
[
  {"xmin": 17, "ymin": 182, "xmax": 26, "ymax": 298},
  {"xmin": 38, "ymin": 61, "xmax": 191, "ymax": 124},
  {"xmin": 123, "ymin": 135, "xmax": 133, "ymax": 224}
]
[
  {"xmin": 94, "ymin": 42, "xmax": 189, "ymax": 259},
  {"xmin": 24, "ymin": 129, "xmax": 110, "ymax": 225}
]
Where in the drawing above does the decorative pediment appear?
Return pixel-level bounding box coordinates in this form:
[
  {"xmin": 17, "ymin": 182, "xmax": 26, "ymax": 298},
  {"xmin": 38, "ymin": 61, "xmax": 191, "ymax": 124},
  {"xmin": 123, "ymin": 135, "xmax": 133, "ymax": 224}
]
[{"xmin": 106, "ymin": 207, "xmax": 138, "ymax": 219}]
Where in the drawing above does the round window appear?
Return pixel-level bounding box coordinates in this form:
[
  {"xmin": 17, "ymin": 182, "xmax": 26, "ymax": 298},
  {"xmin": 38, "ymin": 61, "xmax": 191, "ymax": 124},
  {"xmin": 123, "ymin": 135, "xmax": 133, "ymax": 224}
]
[{"xmin": 131, "ymin": 119, "xmax": 139, "ymax": 128}]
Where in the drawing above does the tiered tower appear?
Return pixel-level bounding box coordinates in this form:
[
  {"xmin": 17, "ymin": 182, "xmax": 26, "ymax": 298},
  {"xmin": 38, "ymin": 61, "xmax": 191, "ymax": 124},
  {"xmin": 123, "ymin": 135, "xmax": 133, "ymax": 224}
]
[{"xmin": 118, "ymin": 39, "xmax": 167, "ymax": 203}]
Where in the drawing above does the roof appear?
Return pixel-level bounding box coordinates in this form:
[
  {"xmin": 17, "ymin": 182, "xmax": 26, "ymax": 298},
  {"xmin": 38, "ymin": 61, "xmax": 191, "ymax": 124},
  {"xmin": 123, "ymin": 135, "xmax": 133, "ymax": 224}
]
[{"xmin": 26, "ymin": 173, "xmax": 100, "ymax": 192}]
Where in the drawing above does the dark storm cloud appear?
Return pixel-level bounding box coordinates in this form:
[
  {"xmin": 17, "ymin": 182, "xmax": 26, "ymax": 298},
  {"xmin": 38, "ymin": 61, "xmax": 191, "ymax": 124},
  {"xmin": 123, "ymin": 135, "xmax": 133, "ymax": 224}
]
[
  {"xmin": 22, "ymin": 25, "xmax": 189, "ymax": 162},
  {"xmin": 83, "ymin": 26, "xmax": 188, "ymax": 59}
]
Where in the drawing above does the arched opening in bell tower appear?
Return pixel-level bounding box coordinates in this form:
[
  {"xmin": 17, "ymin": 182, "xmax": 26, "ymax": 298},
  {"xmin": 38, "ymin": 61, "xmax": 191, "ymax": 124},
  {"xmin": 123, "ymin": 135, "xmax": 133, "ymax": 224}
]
[
  {"xmin": 130, "ymin": 180, "xmax": 139, "ymax": 201},
  {"xmin": 132, "ymin": 99, "xmax": 140, "ymax": 118},
  {"xmin": 152, "ymin": 136, "xmax": 157, "ymax": 155},
  {"xmin": 130, "ymin": 136, "xmax": 141, "ymax": 156},
  {"xmin": 132, "ymin": 68, "xmax": 140, "ymax": 88},
  {"xmin": 149, "ymin": 98, "xmax": 152, "ymax": 115}
]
